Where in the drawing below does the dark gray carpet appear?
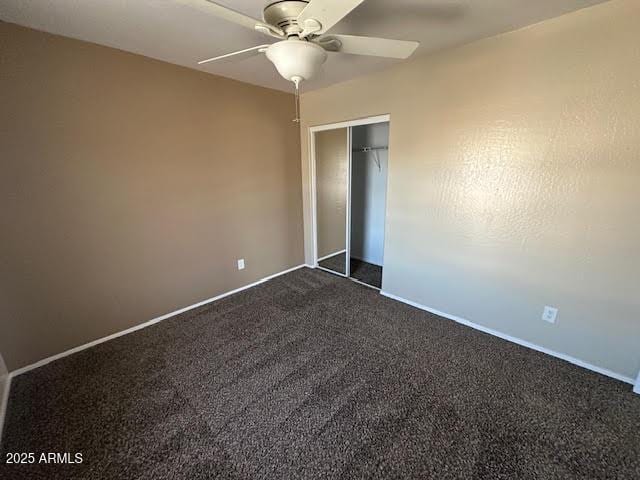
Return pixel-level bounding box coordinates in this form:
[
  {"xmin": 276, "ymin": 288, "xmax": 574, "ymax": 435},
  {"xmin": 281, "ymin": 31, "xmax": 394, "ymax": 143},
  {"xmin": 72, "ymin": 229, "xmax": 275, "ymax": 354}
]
[
  {"xmin": 318, "ymin": 253, "xmax": 383, "ymax": 289},
  {"xmin": 1, "ymin": 267, "xmax": 639, "ymax": 479},
  {"xmin": 349, "ymin": 258, "xmax": 382, "ymax": 289}
]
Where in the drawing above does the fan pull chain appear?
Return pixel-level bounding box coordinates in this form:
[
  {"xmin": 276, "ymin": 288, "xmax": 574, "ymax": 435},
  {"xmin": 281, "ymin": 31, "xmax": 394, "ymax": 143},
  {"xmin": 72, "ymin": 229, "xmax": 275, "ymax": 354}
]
[
  {"xmin": 292, "ymin": 76, "xmax": 302, "ymax": 123},
  {"xmin": 294, "ymin": 85, "xmax": 300, "ymax": 123}
]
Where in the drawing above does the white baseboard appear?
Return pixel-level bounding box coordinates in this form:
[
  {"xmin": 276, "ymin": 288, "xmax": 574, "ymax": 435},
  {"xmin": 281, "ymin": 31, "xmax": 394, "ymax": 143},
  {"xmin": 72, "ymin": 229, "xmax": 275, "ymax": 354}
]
[
  {"xmin": 634, "ymin": 372, "xmax": 640, "ymax": 395},
  {"xmin": 380, "ymin": 290, "xmax": 636, "ymax": 386},
  {"xmin": 0, "ymin": 354, "xmax": 10, "ymax": 444},
  {"xmin": 10, "ymin": 264, "xmax": 309, "ymax": 379},
  {"xmin": 317, "ymin": 250, "xmax": 346, "ymax": 262}
]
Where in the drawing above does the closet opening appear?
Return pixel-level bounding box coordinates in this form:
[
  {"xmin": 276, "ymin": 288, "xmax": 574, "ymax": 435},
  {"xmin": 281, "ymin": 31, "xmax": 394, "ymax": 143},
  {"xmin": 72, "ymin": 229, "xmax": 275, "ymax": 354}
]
[{"xmin": 349, "ymin": 122, "xmax": 388, "ymax": 289}]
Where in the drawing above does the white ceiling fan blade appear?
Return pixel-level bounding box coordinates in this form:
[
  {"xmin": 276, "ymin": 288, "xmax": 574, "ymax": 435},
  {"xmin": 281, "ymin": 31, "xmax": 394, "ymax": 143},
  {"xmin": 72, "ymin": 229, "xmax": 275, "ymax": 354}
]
[
  {"xmin": 317, "ymin": 34, "xmax": 419, "ymax": 59},
  {"xmin": 298, "ymin": 0, "xmax": 366, "ymax": 37},
  {"xmin": 198, "ymin": 45, "xmax": 270, "ymax": 65},
  {"xmin": 179, "ymin": 1, "xmax": 284, "ymax": 37}
]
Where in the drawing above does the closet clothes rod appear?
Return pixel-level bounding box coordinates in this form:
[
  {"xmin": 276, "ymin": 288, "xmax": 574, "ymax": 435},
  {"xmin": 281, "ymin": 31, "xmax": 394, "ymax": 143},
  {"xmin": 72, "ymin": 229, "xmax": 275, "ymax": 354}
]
[
  {"xmin": 352, "ymin": 146, "xmax": 388, "ymax": 152},
  {"xmin": 352, "ymin": 145, "xmax": 387, "ymax": 171}
]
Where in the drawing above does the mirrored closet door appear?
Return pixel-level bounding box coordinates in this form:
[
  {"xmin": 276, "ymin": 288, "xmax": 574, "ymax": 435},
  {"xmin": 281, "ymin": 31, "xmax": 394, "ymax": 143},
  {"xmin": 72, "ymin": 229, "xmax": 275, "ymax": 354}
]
[{"xmin": 314, "ymin": 127, "xmax": 349, "ymax": 276}]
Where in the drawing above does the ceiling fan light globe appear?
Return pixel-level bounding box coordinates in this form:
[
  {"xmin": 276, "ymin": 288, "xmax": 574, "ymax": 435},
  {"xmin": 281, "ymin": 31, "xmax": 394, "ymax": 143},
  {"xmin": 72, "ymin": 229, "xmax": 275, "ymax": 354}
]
[{"xmin": 266, "ymin": 40, "xmax": 327, "ymax": 84}]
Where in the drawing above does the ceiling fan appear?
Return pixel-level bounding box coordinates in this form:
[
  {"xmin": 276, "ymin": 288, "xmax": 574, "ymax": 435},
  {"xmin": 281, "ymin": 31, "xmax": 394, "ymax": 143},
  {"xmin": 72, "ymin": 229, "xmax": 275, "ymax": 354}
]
[{"xmin": 194, "ymin": 0, "xmax": 420, "ymax": 88}]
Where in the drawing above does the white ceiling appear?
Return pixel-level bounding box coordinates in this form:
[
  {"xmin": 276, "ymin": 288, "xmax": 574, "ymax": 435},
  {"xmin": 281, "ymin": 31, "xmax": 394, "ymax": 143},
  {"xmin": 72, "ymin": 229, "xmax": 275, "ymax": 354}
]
[{"xmin": 0, "ymin": 0, "xmax": 608, "ymax": 92}]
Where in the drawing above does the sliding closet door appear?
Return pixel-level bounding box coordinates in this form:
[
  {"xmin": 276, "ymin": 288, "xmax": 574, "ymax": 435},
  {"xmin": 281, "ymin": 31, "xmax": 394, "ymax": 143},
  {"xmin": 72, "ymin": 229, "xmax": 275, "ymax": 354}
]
[{"xmin": 314, "ymin": 127, "xmax": 349, "ymax": 275}]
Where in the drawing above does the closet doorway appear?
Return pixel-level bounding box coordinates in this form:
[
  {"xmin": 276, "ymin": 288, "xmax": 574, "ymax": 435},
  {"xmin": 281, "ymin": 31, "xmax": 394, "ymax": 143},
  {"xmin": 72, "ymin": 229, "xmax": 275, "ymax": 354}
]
[
  {"xmin": 311, "ymin": 115, "xmax": 390, "ymax": 290},
  {"xmin": 349, "ymin": 122, "xmax": 388, "ymax": 288}
]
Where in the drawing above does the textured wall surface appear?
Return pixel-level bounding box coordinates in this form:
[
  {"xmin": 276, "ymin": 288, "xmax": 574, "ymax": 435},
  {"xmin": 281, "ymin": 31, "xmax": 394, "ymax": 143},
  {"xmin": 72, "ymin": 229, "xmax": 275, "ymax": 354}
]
[
  {"xmin": 0, "ymin": 22, "xmax": 303, "ymax": 371},
  {"xmin": 315, "ymin": 128, "xmax": 348, "ymax": 259},
  {"xmin": 300, "ymin": 0, "xmax": 640, "ymax": 378}
]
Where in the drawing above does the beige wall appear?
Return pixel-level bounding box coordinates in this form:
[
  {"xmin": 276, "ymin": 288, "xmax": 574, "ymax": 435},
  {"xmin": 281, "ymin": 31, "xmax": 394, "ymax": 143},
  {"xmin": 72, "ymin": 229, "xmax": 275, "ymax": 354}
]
[
  {"xmin": 315, "ymin": 128, "xmax": 348, "ymax": 259},
  {"xmin": 0, "ymin": 22, "xmax": 303, "ymax": 371},
  {"xmin": 300, "ymin": 0, "xmax": 640, "ymax": 379}
]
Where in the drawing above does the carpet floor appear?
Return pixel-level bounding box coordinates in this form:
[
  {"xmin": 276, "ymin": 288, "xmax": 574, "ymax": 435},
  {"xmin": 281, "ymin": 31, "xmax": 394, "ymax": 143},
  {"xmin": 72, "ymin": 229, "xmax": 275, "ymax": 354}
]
[
  {"xmin": 1, "ymin": 267, "xmax": 639, "ymax": 479},
  {"xmin": 318, "ymin": 253, "xmax": 383, "ymax": 289},
  {"xmin": 349, "ymin": 258, "xmax": 382, "ymax": 289}
]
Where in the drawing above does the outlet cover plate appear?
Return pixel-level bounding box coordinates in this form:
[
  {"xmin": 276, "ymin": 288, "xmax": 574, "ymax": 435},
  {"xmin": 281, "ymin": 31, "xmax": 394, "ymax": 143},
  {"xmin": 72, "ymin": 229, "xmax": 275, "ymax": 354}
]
[{"xmin": 542, "ymin": 306, "xmax": 558, "ymax": 324}]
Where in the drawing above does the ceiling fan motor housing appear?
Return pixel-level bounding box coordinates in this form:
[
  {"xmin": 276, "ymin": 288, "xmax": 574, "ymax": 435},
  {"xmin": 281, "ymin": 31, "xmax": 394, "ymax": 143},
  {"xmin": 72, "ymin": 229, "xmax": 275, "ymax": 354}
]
[
  {"xmin": 266, "ymin": 39, "xmax": 327, "ymax": 83},
  {"xmin": 263, "ymin": 0, "xmax": 309, "ymax": 36}
]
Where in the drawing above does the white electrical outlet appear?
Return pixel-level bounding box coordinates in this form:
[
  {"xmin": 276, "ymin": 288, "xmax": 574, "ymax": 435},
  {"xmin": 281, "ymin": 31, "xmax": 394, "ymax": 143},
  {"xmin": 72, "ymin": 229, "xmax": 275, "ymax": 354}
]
[
  {"xmin": 237, "ymin": 259, "xmax": 245, "ymax": 270},
  {"xmin": 542, "ymin": 306, "xmax": 558, "ymax": 324}
]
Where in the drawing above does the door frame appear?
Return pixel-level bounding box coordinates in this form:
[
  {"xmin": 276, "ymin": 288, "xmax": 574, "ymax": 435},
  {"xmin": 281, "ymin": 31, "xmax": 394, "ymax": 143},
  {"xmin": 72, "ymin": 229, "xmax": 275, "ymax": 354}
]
[{"xmin": 309, "ymin": 114, "xmax": 391, "ymax": 277}]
